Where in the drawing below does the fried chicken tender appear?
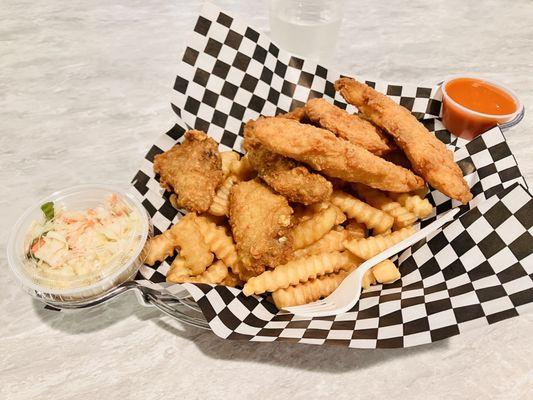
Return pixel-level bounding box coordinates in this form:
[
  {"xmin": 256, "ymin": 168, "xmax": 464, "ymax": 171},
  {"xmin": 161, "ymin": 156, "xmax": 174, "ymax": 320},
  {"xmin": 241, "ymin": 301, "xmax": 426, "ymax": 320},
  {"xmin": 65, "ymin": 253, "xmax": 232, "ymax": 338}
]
[
  {"xmin": 229, "ymin": 180, "xmax": 294, "ymax": 281},
  {"xmin": 277, "ymin": 106, "xmax": 309, "ymax": 123},
  {"xmin": 244, "ymin": 139, "xmax": 332, "ymax": 205},
  {"xmin": 244, "ymin": 117, "xmax": 424, "ymax": 192},
  {"xmin": 153, "ymin": 130, "xmax": 224, "ymax": 213},
  {"xmin": 335, "ymin": 77, "xmax": 472, "ymax": 204},
  {"xmin": 383, "ymin": 148, "xmax": 412, "ymax": 169},
  {"xmin": 220, "ymin": 271, "xmax": 244, "ymax": 287},
  {"xmin": 305, "ymin": 98, "xmax": 394, "ymax": 155}
]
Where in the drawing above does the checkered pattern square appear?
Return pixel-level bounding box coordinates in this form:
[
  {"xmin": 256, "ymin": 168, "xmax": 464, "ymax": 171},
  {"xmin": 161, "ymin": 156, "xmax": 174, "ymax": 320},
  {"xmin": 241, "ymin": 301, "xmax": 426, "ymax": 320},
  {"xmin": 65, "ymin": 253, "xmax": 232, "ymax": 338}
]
[{"xmin": 130, "ymin": 3, "xmax": 533, "ymax": 348}]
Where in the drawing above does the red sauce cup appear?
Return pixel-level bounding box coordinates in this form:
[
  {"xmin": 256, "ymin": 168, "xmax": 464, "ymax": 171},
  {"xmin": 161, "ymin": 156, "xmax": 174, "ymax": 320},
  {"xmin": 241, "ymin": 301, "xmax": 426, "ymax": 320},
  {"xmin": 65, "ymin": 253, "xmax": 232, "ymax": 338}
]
[{"xmin": 441, "ymin": 76, "xmax": 523, "ymax": 140}]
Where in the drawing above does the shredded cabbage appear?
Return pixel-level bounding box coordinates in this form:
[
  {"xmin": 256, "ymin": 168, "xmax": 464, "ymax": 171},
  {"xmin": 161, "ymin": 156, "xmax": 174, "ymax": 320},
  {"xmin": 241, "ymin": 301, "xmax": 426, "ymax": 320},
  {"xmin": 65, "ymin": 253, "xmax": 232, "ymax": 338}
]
[{"xmin": 25, "ymin": 194, "xmax": 141, "ymax": 288}]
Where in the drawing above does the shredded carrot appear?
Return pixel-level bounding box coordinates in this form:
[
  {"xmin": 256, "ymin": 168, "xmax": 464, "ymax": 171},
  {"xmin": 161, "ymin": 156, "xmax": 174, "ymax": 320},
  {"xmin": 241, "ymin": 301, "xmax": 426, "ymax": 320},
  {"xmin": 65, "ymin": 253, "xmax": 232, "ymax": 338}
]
[
  {"xmin": 84, "ymin": 220, "xmax": 95, "ymax": 229},
  {"xmin": 31, "ymin": 238, "xmax": 45, "ymax": 253}
]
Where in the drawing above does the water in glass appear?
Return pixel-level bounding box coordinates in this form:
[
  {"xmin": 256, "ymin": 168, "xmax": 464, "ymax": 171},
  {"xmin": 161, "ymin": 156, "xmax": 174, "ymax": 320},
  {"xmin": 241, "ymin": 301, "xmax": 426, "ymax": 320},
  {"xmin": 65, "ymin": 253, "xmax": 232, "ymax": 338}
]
[{"xmin": 269, "ymin": 0, "xmax": 344, "ymax": 63}]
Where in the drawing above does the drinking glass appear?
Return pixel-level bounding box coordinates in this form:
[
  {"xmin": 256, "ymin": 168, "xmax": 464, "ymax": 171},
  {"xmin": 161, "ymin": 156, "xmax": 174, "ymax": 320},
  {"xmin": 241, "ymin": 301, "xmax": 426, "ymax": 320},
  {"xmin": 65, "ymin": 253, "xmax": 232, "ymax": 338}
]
[{"xmin": 269, "ymin": 0, "xmax": 345, "ymax": 63}]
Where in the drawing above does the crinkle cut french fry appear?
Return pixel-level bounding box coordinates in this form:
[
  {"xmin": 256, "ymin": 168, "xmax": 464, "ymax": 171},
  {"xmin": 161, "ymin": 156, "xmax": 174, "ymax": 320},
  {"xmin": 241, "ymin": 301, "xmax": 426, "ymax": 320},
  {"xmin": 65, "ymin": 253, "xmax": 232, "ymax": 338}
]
[
  {"xmin": 345, "ymin": 220, "xmax": 366, "ymax": 240},
  {"xmin": 272, "ymin": 269, "xmax": 349, "ymax": 308},
  {"xmin": 208, "ymin": 176, "xmax": 237, "ymax": 216},
  {"xmin": 330, "ymin": 190, "xmax": 393, "ymax": 234},
  {"xmin": 331, "ymin": 204, "xmax": 347, "ymax": 225},
  {"xmin": 243, "ymin": 251, "xmax": 360, "ymax": 296},
  {"xmin": 195, "ymin": 215, "xmax": 240, "ymax": 274},
  {"xmin": 292, "ymin": 229, "xmax": 348, "ymax": 259},
  {"xmin": 344, "ymin": 226, "xmax": 415, "ymax": 260},
  {"xmin": 290, "ymin": 205, "xmax": 345, "ymax": 250},
  {"xmin": 354, "ymin": 184, "xmax": 417, "ymax": 229},
  {"xmin": 372, "ymin": 259, "xmax": 401, "ymax": 284},
  {"xmin": 166, "ymin": 256, "xmax": 189, "ymax": 282},
  {"xmin": 361, "ymin": 269, "xmax": 377, "ymax": 290},
  {"xmin": 145, "ymin": 229, "xmax": 176, "ymax": 266},
  {"xmin": 229, "ymin": 154, "xmax": 255, "ymax": 181},
  {"xmin": 173, "ymin": 214, "xmax": 214, "ymax": 275},
  {"xmin": 167, "ymin": 260, "xmax": 228, "ymax": 284},
  {"xmin": 387, "ymin": 192, "xmax": 433, "ymax": 219},
  {"xmin": 220, "ymin": 151, "xmax": 241, "ymax": 179}
]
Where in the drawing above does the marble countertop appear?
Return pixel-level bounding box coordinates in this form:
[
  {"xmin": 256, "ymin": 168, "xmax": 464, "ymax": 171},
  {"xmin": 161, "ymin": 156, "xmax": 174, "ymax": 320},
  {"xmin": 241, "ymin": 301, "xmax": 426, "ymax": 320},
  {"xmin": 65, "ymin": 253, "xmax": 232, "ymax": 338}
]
[{"xmin": 1, "ymin": 1, "xmax": 532, "ymax": 399}]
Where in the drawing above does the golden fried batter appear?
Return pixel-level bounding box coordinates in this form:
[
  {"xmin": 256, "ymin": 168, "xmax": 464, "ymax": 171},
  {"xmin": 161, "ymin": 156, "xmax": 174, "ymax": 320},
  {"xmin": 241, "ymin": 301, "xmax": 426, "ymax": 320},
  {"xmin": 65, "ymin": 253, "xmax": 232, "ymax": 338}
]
[
  {"xmin": 229, "ymin": 180, "xmax": 293, "ymax": 280},
  {"xmin": 277, "ymin": 106, "xmax": 309, "ymax": 123},
  {"xmin": 335, "ymin": 77, "xmax": 472, "ymax": 204},
  {"xmin": 153, "ymin": 130, "xmax": 224, "ymax": 213},
  {"xmin": 244, "ymin": 139, "xmax": 332, "ymax": 205},
  {"xmin": 305, "ymin": 98, "xmax": 394, "ymax": 155},
  {"xmin": 244, "ymin": 117, "xmax": 424, "ymax": 192}
]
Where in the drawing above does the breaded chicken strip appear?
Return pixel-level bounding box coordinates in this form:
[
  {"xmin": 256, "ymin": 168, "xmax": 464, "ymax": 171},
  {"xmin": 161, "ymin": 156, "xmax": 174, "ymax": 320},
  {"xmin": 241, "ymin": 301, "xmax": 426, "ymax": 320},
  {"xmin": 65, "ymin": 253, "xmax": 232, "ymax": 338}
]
[
  {"xmin": 229, "ymin": 180, "xmax": 294, "ymax": 280},
  {"xmin": 245, "ymin": 117, "xmax": 424, "ymax": 193},
  {"xmin": 305, "ymin": 98, "xmax": 394, "ymax": 155},
  {"xmin": 244, "ymin": 139, "xmax": 332, "ymax": 205},
  {"xmin": 153, "ymin": 130, "xmax": 223, "ymax": 212},
  {"xmin": 335, "ymin": 77, "xmax": 472, "ymax": 204},
  {"xmin": 277, "ymin": 106, "xmax": 309, "ymax": 123}
]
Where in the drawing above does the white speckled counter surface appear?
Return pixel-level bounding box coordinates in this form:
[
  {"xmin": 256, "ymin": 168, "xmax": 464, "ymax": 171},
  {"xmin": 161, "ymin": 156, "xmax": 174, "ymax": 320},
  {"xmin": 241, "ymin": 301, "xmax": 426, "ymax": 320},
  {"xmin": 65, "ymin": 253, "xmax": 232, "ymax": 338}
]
[{"xmin": 1, "ymin": 1, "xmax": 532, "ymax": 399}]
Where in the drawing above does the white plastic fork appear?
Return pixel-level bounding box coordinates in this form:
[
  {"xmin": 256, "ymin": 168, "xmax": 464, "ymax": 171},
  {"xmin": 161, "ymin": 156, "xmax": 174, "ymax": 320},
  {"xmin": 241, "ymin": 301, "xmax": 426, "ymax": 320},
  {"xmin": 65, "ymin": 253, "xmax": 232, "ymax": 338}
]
[{"xmin": 284, "ymin": 208, "xmax": 460, "ymax": 317}]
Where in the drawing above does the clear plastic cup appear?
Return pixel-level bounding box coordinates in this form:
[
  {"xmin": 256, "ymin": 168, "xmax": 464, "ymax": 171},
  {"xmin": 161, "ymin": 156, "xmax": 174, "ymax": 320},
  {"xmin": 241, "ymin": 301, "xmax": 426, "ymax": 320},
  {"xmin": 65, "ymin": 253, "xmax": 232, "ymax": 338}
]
[
  {"xmin": 6, "ymin": 184, "xmax": 152, "ymax": 304},
  {"xmin": 269, "ymin": 0, "xmax": 345, "ymax": 62}
]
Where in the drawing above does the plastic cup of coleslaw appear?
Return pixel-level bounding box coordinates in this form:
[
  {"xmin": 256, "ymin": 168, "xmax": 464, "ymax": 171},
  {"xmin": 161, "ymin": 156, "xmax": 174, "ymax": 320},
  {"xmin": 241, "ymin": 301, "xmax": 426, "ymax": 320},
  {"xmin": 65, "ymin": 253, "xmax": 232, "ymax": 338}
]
[{"xmin": 6, "ymin": 184, "xmax": 153, "ymax": 305}]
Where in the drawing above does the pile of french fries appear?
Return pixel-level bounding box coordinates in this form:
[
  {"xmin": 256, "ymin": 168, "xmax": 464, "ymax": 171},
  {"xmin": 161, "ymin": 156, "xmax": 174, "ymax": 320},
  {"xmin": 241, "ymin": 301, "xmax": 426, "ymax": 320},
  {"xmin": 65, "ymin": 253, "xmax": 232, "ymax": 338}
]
[{"xmin": 144, "ymin": 150, "xmax": 434, "ymax": 309}]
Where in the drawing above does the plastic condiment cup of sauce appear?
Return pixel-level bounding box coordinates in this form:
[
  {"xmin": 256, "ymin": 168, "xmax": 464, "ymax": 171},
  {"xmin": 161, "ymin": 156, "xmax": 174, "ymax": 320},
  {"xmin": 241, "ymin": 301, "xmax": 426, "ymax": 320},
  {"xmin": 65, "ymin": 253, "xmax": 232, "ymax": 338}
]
[{"xmin": 441, "ymin": 76, "xmax": 522, "ymax": 140}]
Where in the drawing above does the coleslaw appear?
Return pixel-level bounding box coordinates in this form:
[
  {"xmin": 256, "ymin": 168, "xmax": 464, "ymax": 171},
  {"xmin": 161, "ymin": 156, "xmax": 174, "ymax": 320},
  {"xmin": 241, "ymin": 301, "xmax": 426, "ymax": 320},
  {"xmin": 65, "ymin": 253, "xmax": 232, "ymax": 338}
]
[{"xmin": 24, "ymin": 193, "xmax": 143, "ymax": 288}]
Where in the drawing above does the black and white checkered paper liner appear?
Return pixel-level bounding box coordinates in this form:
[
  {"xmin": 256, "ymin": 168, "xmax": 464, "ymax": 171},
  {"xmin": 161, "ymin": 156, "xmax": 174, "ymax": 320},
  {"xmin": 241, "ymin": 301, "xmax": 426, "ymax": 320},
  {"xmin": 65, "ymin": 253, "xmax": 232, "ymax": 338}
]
[{"xmin": 131, "ymin": 3, "xmax": 533, "ymax": 348}]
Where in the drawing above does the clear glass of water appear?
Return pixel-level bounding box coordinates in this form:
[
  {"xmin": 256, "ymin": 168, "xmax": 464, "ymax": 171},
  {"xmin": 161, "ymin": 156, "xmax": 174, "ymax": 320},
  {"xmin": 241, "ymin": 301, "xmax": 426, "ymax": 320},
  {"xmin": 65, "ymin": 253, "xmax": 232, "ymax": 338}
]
[{"xmin": 269, "ymin": 0, "xmax": 345, "ymax": 63}]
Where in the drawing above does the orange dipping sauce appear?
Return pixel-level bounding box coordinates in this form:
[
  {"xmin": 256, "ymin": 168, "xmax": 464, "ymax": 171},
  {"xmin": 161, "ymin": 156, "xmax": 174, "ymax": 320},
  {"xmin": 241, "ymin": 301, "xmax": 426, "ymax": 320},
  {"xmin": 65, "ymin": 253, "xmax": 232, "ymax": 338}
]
[{"xmin": 442, "ymin": 77, "xmax": 520, "ymax": 140}]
